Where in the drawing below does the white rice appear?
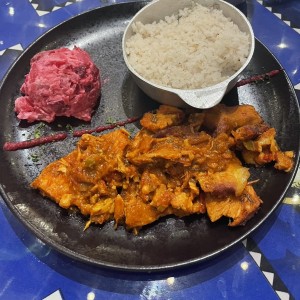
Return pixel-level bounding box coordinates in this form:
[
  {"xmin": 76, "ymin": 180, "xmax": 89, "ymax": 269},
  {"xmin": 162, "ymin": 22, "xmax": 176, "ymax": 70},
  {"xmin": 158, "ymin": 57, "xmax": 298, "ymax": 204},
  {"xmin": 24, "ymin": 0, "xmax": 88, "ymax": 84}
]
[{"xmin": 125, "ymin": 3, "xmax": 250, "ymax": 89}]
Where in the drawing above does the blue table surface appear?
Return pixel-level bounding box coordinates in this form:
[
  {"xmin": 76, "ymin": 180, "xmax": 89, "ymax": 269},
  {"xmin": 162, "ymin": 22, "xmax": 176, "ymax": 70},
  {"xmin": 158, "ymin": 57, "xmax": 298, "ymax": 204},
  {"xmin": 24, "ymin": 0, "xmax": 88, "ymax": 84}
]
[{"xmin": 0, "ymin": 1, "xmax": 300, "ymax": 299}]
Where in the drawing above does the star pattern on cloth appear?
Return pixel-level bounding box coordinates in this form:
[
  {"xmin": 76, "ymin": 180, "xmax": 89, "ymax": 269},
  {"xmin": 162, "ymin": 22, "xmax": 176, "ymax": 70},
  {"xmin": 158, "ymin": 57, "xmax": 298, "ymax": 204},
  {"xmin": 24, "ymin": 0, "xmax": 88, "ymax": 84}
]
[{"xmin": 29, "ymin": 0, "xmax": 81, "ymax": 16}]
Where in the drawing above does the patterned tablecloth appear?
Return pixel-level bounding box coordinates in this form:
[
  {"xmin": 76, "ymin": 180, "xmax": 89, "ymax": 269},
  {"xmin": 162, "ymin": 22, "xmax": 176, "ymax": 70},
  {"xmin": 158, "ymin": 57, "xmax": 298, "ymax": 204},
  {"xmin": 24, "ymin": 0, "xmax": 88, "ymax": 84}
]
[{"xmin": 0, "ymin": 1, "xmax": 299, "ymax": 299}]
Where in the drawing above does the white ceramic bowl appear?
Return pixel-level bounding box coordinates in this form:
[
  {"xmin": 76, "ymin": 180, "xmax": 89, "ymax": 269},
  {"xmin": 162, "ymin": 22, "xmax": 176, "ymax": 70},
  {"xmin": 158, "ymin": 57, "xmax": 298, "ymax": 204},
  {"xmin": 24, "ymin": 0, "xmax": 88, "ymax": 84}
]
[{"xmin": 122, "ymin": 0, "xmax": 255, "ymax": 109}]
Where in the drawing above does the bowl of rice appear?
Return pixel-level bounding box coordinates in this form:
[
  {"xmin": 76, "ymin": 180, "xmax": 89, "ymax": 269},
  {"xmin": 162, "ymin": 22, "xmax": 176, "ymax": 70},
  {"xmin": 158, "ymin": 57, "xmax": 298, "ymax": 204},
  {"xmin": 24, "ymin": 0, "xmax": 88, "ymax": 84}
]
[{"xmin": 122, "ymin": 0, "xmax": 255, "ymax": 109}]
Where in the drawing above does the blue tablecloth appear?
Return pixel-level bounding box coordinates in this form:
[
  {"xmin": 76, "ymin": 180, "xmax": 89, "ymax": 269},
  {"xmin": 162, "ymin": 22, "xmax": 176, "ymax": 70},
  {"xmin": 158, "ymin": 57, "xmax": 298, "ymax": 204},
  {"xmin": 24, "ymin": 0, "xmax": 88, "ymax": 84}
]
[{"xmin": 0, "ymin": 1, "xmax": 299, "ymax": 299}]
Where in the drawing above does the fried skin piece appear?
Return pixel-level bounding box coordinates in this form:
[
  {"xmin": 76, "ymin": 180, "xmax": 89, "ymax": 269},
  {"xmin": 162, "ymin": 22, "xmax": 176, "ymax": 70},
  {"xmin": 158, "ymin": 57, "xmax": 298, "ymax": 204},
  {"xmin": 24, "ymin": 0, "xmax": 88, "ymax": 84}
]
[
  {"xmin": 205, "ymin": 185, "xmax": 263, "ymax": 226},
  {"xmin": 30, "ymin": 153, "xmax": 92, "ymax": 212},
  {"xmin": 140, "ymin": 105, "xmax": 185, "ymax": 132},
  {"xmin": 122, "ymin": 182, "xmax": 168, "ymax": 230},
  {"xmin": 241, "ymin": 128, "xmax": 294, "ymax": 172},
  {"xmin": 197, "ymin": 162, "xmax": 250, "ymax": 197},
  {"xmin": 203, "ymin": 104, "xmax": 264, "ymax": 135},
  {"xmin": 231, "ymin": 123, "xmax": 270, "ymax": 143}
]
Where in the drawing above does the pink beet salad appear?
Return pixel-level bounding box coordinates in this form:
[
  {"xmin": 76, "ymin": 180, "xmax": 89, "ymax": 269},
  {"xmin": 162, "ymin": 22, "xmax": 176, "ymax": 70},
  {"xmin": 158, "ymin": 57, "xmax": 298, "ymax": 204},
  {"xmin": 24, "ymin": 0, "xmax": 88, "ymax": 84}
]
[{"xmin": 14, "ymin": 47, "xmax": 101, "ymax": 123}]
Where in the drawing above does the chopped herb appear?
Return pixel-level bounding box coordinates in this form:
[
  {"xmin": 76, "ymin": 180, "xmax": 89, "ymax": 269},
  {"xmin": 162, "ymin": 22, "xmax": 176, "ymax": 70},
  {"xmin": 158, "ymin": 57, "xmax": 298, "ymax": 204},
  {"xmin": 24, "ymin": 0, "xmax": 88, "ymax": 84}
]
[
  {"xmin": 33, "ymin": 123, "xmax": 46, "ymax": 139},
  {"xmin": 30, "ymin": 154, "xmax": 40, "ymax": 163},
  {"xmin": 127, "ymin": 127, "xmax": 136, "ymax": 136},
  {"xmin": 34, "ymin": 131, "xmax": 41, "ymax": 139},
  {"xmin": 106, "ymin": 116, "xmax": 117, "ymax": 124},
  {"xmin": 66, "ymin": 124, "xmax": 74, "ymax": 133}
]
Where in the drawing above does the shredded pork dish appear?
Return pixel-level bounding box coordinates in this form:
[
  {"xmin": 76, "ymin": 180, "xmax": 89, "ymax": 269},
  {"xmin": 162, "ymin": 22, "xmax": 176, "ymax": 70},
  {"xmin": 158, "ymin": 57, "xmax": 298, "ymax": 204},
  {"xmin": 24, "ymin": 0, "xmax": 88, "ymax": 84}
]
[{"xmin": 31, "ymin": 104, "xmax": 294, "ymax": 233}]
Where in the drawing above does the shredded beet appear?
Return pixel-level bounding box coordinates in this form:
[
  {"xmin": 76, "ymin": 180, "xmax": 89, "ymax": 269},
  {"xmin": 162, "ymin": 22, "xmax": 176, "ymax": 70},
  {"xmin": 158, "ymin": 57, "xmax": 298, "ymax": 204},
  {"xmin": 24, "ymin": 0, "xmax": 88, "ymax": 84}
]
[
  {"xmin": 3, "ymin": 133, "xmax": 68, "ymax": 151},
  {"xmin": 14, "ymin": 47, "xmax": 101, "ymax": 123},
  {"xmin": 72, "ymin": 116, "xmax": 140, "ymax": 137},
  {"xmin": 236, "ymin": 69, "xmax": 282, "ymax": 87}
]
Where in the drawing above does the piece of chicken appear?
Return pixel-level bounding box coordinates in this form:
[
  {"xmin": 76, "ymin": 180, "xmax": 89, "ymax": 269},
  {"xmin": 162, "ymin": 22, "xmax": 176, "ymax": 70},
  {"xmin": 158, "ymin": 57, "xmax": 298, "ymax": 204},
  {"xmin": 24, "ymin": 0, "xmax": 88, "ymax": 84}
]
[{"xmin": 31, "ymin": 104, "xmax": 294, "ymax": 232}]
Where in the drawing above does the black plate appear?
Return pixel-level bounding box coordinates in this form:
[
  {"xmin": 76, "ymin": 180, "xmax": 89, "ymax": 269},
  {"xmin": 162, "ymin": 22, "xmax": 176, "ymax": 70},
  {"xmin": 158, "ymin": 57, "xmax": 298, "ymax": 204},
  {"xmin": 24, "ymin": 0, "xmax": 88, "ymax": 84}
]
[{"xmin": 0, "ymin": 2, "xmax": 299, "ymax": 272}]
